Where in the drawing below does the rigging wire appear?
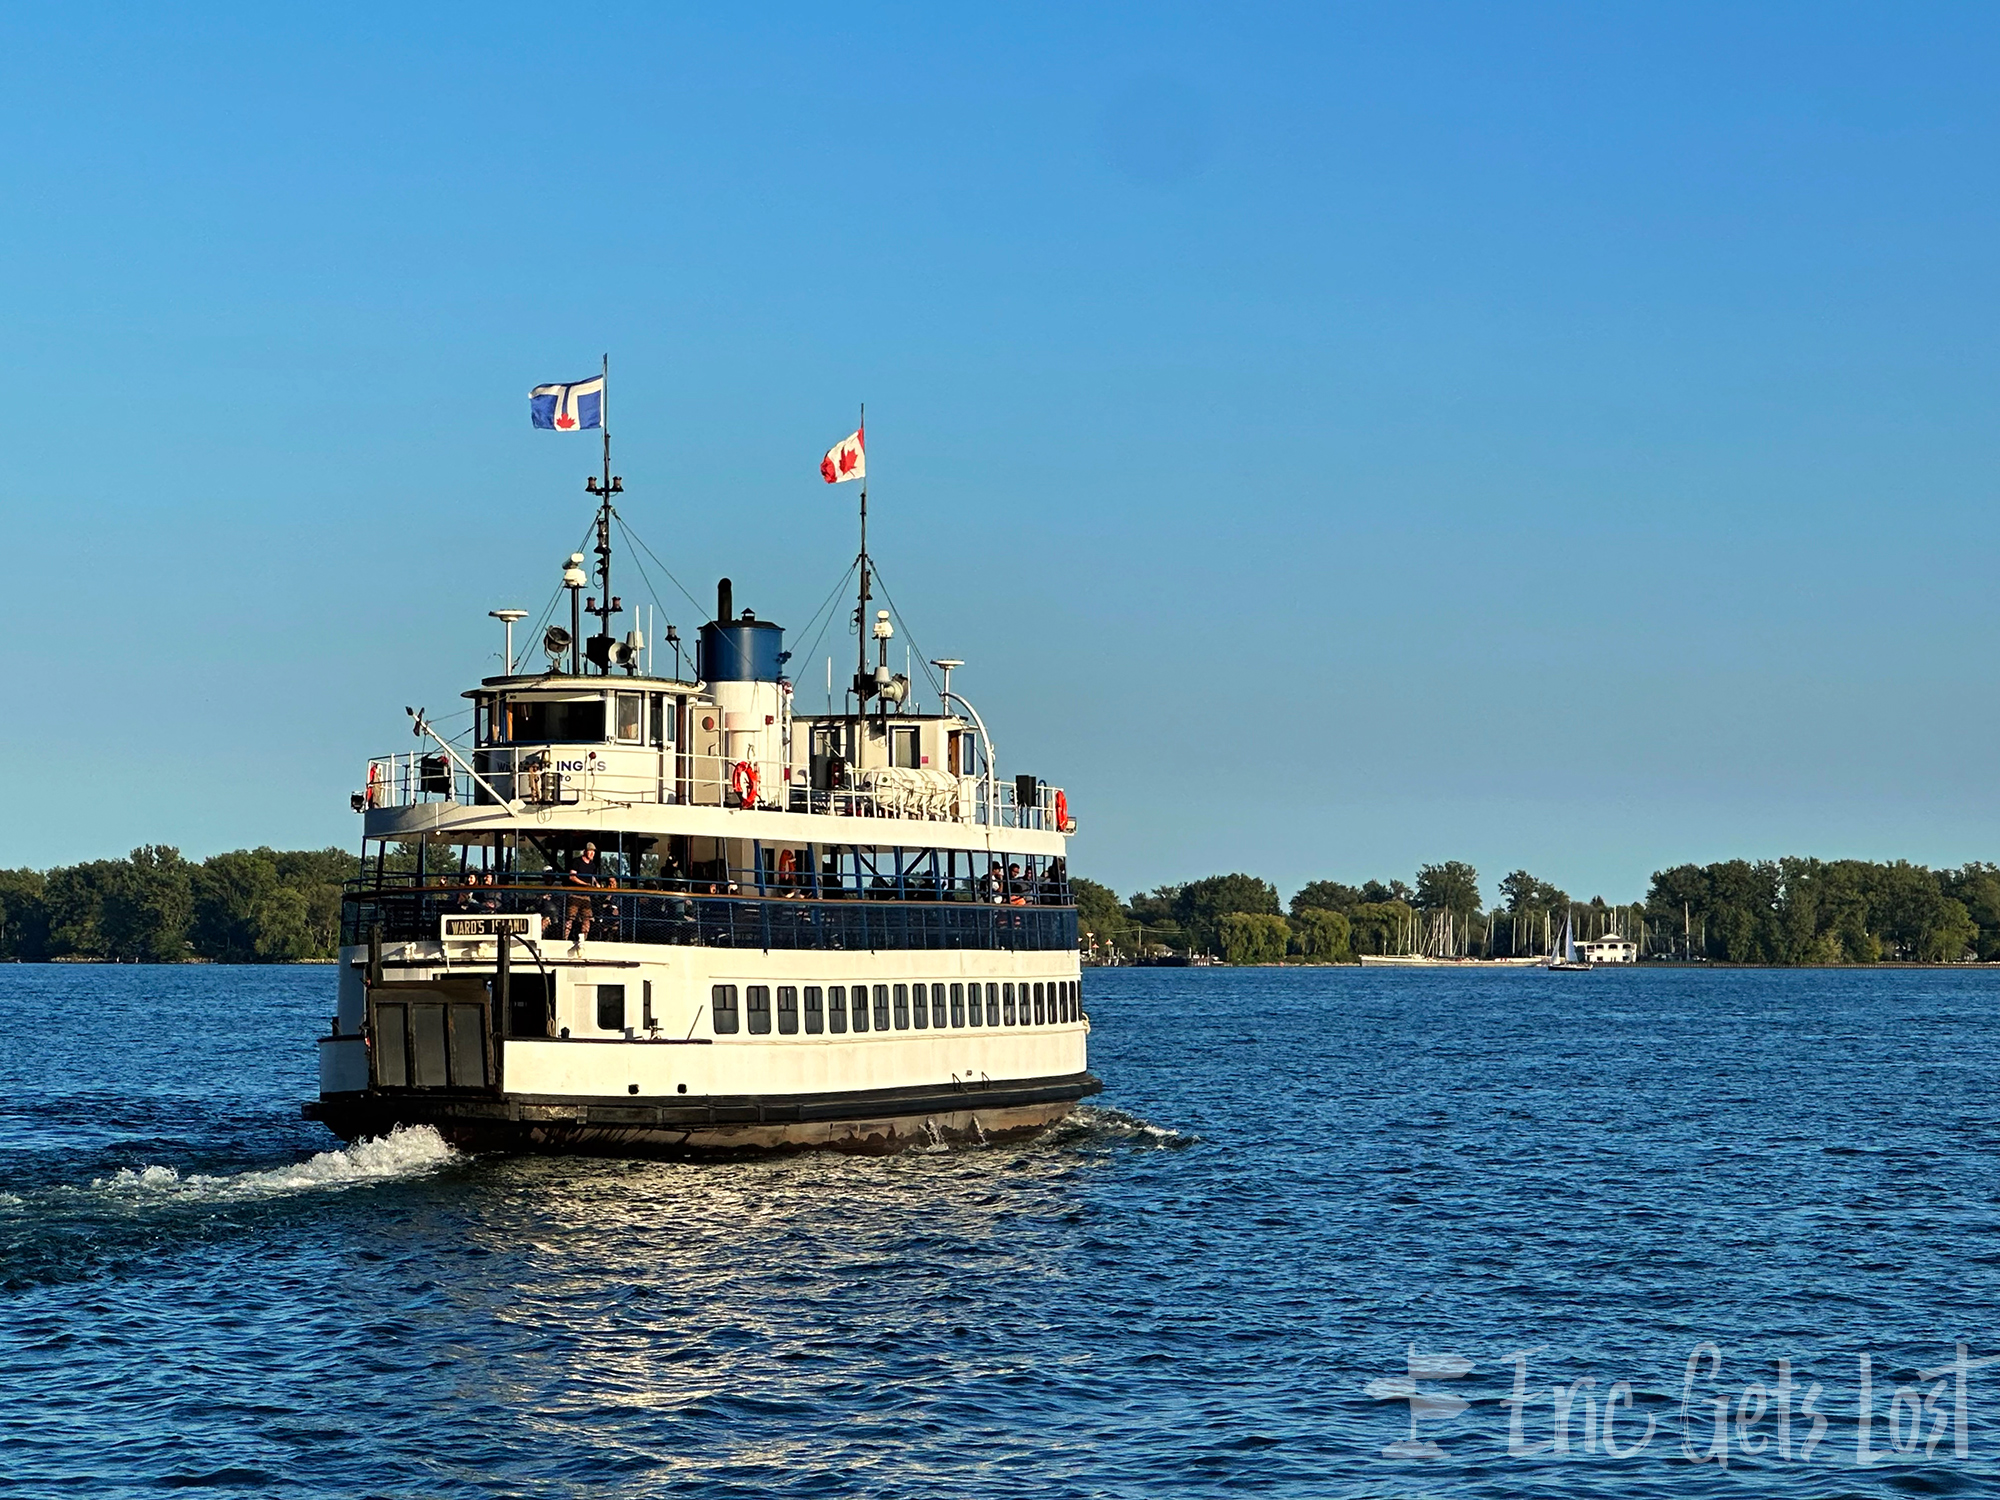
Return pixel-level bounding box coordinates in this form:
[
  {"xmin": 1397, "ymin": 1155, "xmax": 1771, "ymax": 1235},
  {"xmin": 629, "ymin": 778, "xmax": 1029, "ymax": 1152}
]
[
  {"xmin": 867, "ymin": 562, "xmax": 946, "ymax": 704},
  {"xmin": 792, "ymin": 557, "xmax": 860, "ymax": 684},
  {"xmin": 524, "ymin": 516, "xmax": 600, "ymax": 661},
  {"xmin": 608, "ymin": 515, "xmax": 677, "ymax": 659},
  {"xmin": 614, "ymin": 512, "xmax": 712, "ymax": 619}
]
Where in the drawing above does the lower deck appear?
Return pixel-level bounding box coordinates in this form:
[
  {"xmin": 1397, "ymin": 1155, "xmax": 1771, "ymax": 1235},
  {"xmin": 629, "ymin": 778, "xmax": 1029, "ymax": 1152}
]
[{"xmin": 315, "ymin": 936, "xmax": 1091, "ymax": 1154}]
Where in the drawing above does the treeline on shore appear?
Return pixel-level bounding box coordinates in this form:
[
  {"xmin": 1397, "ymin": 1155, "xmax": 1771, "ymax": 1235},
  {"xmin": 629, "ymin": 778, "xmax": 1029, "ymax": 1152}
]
[
  {"xmin": 6, "ymin": 846, "xmax": 1997, "ymax": 968},
  {"xmin": 1076, "ymin": 857, "xmax": 2000, "ymax": 966},
  {"xmin": 0, "ymin": 847, "xmax": 356, "ymax": 962}
]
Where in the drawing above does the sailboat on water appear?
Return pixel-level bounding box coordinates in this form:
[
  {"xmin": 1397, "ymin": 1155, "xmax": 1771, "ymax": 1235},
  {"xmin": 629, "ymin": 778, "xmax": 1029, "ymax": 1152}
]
[{"xmin": 1544, "ymin": 912, "xmax": 1593, "ymax": 972}]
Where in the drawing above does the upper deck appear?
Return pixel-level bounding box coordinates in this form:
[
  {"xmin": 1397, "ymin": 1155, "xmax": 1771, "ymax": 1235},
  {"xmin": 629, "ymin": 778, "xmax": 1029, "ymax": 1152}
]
[{"xmin": 362, "ymin": 672, "xmax": 1071, "ymax": 855}]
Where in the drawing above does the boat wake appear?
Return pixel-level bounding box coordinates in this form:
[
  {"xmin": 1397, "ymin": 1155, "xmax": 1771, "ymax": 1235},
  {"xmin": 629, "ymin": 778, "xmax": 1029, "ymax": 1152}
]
[
  {"xmin": 1051, "ymin": 1104, "xmax": 1197, "ymax": 1150},
  {"xmin": 88, "ymin": 1125, "xmax": 457, "ymax": 1202}
]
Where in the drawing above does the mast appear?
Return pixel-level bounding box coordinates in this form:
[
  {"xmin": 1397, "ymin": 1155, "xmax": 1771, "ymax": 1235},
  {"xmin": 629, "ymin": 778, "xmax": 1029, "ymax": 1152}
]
[
  {"xmin": 852, "ymin": 402, "xmax": 870, "ymax": 707},
  {"xmin": 583, "ymin": 353, "xmax": 623, "ymax": 674}
]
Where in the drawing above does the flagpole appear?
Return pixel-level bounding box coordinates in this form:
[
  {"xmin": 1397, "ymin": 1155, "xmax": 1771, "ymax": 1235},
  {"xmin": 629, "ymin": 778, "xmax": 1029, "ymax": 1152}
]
[
  {"xmin": 855, "ymin": 402, "xmax": 869, "ymax": 710},
  {"xmin": 584, "ymin": 353, "xmax": 622, "ymax": 675}
]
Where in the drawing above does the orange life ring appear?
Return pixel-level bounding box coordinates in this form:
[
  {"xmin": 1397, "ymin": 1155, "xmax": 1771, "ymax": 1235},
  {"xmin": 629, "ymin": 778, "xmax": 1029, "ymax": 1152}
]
[
  {"xmin": 1054, "ymin": 789, "xmax": 1071, "ymax": 832},
  {"xmin": 731, "ymin": 760, "xmax": 759, "ymax": 807},
  {"xmin": 366, "ymin": 762, "xmax": 382, "ymax": 809},
  {"xmin": 777, "ymin": 848, "xmax": 796, "ymax": 876}
]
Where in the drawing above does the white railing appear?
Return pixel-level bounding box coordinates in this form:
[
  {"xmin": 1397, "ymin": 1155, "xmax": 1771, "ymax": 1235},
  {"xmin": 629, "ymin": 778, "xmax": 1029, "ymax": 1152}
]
[{"xmin": 364, "ymin": 743, "xmax": 1069, "ymax": 831}]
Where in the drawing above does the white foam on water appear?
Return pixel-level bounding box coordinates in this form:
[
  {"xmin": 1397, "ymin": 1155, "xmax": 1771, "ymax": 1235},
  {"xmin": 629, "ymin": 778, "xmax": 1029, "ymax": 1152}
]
[
  {"xmin": 1064, "ymin": 1104, "xmax": 1197, "ymax": 1148},
  {"xmin": 90, "ymin": 1125, "xmax": 458, "ymax": 1201}
]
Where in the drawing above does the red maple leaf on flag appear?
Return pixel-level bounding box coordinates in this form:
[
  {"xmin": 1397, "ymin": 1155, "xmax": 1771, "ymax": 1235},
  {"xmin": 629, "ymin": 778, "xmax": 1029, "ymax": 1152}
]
[
  {"xmin": 555, "ymin": 412, "xmax": 576, "ymax": 430},
  {"xmin": 838, "ymin": 445, "xmax": 858, "ymax": 475}
]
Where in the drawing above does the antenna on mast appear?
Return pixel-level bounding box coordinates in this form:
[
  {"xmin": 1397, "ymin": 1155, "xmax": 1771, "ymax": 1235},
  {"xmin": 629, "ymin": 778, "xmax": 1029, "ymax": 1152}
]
[{"xmin": 582, "ymin": 353, "xmax": 626, "ymax": 673}]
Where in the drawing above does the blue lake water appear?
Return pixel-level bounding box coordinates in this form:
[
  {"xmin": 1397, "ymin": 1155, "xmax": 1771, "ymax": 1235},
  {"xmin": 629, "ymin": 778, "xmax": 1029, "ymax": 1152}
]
[{"xmin": 3, "ymin": 962, "xmax": 1999, "ymax": 1497}]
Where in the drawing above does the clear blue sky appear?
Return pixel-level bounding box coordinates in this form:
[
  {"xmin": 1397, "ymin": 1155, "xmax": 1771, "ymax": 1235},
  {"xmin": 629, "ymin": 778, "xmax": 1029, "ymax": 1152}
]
[{"xmin": 5, "ymin": 4, "xmax": 2000, "ymax": 907}]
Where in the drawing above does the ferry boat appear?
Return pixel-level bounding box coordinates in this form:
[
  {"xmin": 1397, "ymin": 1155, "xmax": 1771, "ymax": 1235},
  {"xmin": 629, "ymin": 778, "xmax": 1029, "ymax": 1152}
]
[{"xmin": 307, "ymin": 414, "xmax": 1095, "ymax": 1154}]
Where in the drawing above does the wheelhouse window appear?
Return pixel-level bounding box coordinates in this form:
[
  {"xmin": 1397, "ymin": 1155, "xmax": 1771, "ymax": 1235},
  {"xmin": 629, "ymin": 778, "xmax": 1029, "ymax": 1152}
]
[
  {"xmin": 776, "ymin": 986, "xmax": 798, "ymax": 1035},
  {"xmin": 596, "ymin": 984, "xmax": 626, "ymax": 1032},
  {"xmin": 507, "ymin": 696, "xmax": 606, "ymax": 743},
  {"xmin": 803, "ymin": 986, "xmax": 823, "ymax": 1034},
  {"xmin": 891, "ymin": 725, "xmax": 921, "ymax": 769},
  {"xmin": 950, "ymin": 983, "xmax": 966, "ymax": 1028},
  {"xmin": 615, "ymin": 692, "xmax": 644, "ymax": 743},
  {"xmin": 909, "ymin": 984, "xmax": 927, "ymax": 1029},
  {"xmin": 712, "ymin": 984, "xmax": 739, "ymax": 1035},
  {"xmin": 872, "ymin": 985, "xmax": 891, "ymax": 1031},
  {"xmin": 827, "ymin": 985, "xmax": 848, "ymax": 1034}
]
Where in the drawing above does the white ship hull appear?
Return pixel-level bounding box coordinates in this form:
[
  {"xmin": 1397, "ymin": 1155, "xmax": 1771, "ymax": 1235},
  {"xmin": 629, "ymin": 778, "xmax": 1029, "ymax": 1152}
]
[{"xmin": 312, "ymin": 933, "xmax": 1095, "ymax": 1155}]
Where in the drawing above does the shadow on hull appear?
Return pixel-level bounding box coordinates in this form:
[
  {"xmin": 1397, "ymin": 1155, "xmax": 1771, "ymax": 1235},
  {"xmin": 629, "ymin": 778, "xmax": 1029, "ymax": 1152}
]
[{"xmin": 306, "ymin": 1072, "xmax": 1102, "ymax": 1158}]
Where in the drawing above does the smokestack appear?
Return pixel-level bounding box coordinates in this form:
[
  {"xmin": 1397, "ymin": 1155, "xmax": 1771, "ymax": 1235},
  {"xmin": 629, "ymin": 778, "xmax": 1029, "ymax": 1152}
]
[{"xmin": 716, "ymin": 577, "xmax": 733, "ymax": 625}]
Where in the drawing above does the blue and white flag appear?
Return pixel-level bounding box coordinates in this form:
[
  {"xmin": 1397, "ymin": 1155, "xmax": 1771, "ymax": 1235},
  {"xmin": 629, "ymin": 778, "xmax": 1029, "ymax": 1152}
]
[{"xmin": 530, "ymin": 376, "xmax": 604, "ymax": 432}]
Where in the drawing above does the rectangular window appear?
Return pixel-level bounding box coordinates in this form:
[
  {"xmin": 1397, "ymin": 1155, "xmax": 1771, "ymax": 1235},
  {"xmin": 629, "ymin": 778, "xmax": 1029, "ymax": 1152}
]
[
  {"xmin": 892, "ymin": 725, "xmax": 920, "ymax": 769},
  {"xmin": 1003, "ymin": 983, "xmax": 1016, "ymax": 1026},
  {"xmin": 827, "ymin": 985, "xmax": 847, "ymax": 1034},
  {"xmin": 932, "ymin": 986, "xmax": 949, "ymax": 1029},
  {"xmin": 803, "ymin": 986, "xmax": 823, "ymax": 1035},
  {"xmin": 616, "ymin": 692, "xmax": 644, "ymax": 742},
  {"xmin": 746, "ymin": 985, "xmax": 772, "ymax": 1034},
  {"xmin": 712, "ymin": 984, "xmax": 739, "ymax": 1035},
  {"xmin": 853, "ymin": 985, "xmax": 870, "ymax": 1034},
  {"xmin": 649, "ymin": 693, "xmax": 673, "ymax": 746},
  {"xmin": 893, "ymin": 983, "xmax": 911, "ymax": 1029},
  {"xmin": 777, "ymin": 986, "xmax": 799, "ymax": 1035},
  {"xmin": 1033, "ymin": 983, "xmax": 1046, "ymax": 1025},
  {"xmin": 872, "ymin": 984, "xmax": 890, "ymax": 1032},
  {"xmin": 596, "ymin": 984, "xmax": 626, "ymax": 1032},
  {"xmin": 950, "ymin": 983, "xmax": 966, "ymax": 1028},
  {"xmin": 509, "ymin": 697, "xmax": 606, "ymax": 743},
  {"xmin": 986, "ymin": 982, "xmax": 1000, "ymax": 1027},
  {"xmin": 910, "ymin": 983, "xmax": 928, "ymax": 1029}
]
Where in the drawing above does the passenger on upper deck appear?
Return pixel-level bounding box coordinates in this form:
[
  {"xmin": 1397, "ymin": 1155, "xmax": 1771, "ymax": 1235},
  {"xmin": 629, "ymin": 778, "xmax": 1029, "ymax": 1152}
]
[{"xmin": 564, "ymin": 841, "xmax": 603, "ymax": 951}]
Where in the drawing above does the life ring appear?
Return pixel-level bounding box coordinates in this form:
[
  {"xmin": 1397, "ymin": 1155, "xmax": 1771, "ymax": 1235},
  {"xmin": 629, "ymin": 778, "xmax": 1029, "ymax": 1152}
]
[
  {"xmin": 1055, "ymin": 789, "xmax": 1072, "ymax": 832},
  {"xmin": 366, "ymin": 762, "xmax": 382, "ymax": 809},
  {"xmin": 776, "ymin": 848, "xmax": 796, "ymax": 876},
  {"xmin": 730, "ymin": 760, "xmax": 759, "ymax": 807}
]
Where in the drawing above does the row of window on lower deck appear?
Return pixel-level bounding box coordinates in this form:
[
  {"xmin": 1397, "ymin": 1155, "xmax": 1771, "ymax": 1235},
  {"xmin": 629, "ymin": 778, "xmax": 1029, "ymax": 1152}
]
[{"xmin": 708, "ymin": 981, "xmax": 1081, "ymax": 1035}]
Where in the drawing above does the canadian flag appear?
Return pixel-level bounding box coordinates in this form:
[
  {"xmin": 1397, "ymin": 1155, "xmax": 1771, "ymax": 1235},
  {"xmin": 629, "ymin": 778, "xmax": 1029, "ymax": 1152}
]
[{"xmin": 820, "ymin": 426, "xmax": 865, "ymax": 484}]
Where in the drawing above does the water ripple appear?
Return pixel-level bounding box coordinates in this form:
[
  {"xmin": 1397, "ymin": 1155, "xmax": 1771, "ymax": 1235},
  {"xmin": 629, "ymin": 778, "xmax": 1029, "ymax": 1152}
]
[{"xmin": 3, "ymin": 965, "xmax": 2000, "ymax": 1495}]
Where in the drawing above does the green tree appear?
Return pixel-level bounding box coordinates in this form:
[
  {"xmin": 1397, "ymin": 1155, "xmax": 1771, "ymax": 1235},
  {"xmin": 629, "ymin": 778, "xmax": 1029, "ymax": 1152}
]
[
  {"xmin": 1174, "ymin": 874, "xmax": 1281, "ymax": 955},
  {"xmin": 101, "ymin": 846, "xmax": 193, "ymax": 962},
  {"xmin": 1349, "ymin": 900, "xmax": 1415, "ymax": 956},
  {"xmin": 1290, "ymin": 907, "xmax": 1352, "ymax": 962},
  {"xmin": 250, "ymin": 887, "xmax": 316, "ymax": 960},
  {"xmin": 1415, "ymin": 861, "xmax": 1482, "ymax": 921},
  {"xmin": 1359, "ymin": 879, "xmax": 1413, "ymax": 905},
  {"xmin": 1218, "ymin": 911, "xmax": 1290, "ymax": 965},
  {"xmin": 1072, "ymin": 876, "xmax": 1134, "ymax": 958},
  {"xmin": 1290, "ymin": 880, "xmax": 1362, "ymax": 918},
  {"xmin": 191, "ymin": 849, "xmax": 282, "ymax": 961},
  {"xmin": 0, "ymin": 869, "xmax": 48, "ymax": 960}
]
